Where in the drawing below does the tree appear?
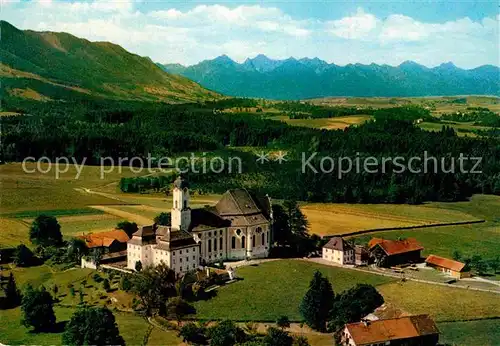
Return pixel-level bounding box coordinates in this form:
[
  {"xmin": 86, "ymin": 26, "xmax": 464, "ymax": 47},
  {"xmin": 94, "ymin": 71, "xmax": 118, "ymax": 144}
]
[
  {"xmin": 135, "ymin": 260, "xmax": 143, "ymax": 272},
  {"xmin": 3, "ymin": 272, "xmax": 21, "ymax": 308},
  {"xmin": 132, "ymin": 262, "xmax": 177, "ymax": 316},
  {"xmin": 66, "ymin": 238, "xmax": 88, "ymax": 263},
  {"xmin": 489, "ymin": 257, "xmax": 500, "ymax": 274},
  {"xmin": 102, "ymin": 278, "xmax": 111, "ymax": 292},
  {"xmin": 264, "ymin": 327, "xmax": 293, "ymax": 346},
  {"xmin": 89, "ymin": 247, "xmax": 105, "ymax": 267},
  {"xmin": 29, "ymin": 215, "xmax": 63, "ymax": 247},
  {"xmin": 165, "ymin": 296, "xmax": 196, "ymax": 325},
  {"xmin": 13, "ymin": 244, "xmax": 35, "ymax": 267},
  {"xmin": 120, "ymin": 275, "xmax": 132, "ymax": 291},
  {"xmin": 52, "ymin": 284, "xmax": 59, "ymax": 298},
  {"xmin": 116, "ymin": 221, "xmax": 138, "ymax": 237},
  {"xmin": 293, "ymin": 335, "xmax": 310, "ymax": 346},
  {"xmin": 207, "ymin": 320, "xmax": 247, "ymax": 346},
  {"xmin": 299, "ymin": 271, "xmax": 334, "ymax": 331},
  {"xmin": 21, "ymin": 285, "xmax": 56, "ymax": 332},
  {"xmin": 154, "ymin": 212, "xmax": 171, "ymax": 226},
  {"xmin": 276, "ymin": 315, "xmax": 290, "ymax": 330},
  {"xmin": 327, "ymin": 284, "xmax": 384, "ymax": 332},
  {"xmin": 62, "ymin": 306, "xmax": 125, "ymax": 345},
  {"xmin": 178, "ymin": 322, "xmax": 207, "ymax": 345},
  {"xmin": 452, "ymin": 250, "xmax": 462, "ymax": 261}
]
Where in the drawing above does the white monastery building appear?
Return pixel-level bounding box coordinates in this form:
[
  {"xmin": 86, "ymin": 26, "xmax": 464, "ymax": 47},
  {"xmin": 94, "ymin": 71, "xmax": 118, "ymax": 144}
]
[{"xmin": 127, "ymin": 176, "xmax": 272, "ymax": 273}]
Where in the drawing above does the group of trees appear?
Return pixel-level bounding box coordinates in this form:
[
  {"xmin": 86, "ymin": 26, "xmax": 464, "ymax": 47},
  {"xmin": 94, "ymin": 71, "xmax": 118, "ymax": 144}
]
[
  {"xmin": 271, "ymin": 200, "xmax": 325, "ymax": 257},
  {"xmin": 18, "ymin": 281, "xmax": 124, "ymax": 345},
  {"xmin": 440, "ymin": 107, "xmax": 500, "ymax": 127},
  {"xmin": 4, "ymin": 99, "xmax": 500, "ymax": 204},
  {"xmin": 13, "ymin": 215, "xmax": 89, "ymax": 268},
  {"xmin": 299, "ymin": 271, "xmax": 384, "ymax": 334},
  {"xmin": 178, "ymin": 319, "xmax": 309, "ymax": 346},
  {"xmin": 274, "ymin": 101, "xmax": 375, "ymax": 119},
  {"xmin": 453, "ymin": 251, "xmax": 500, "ymax": 275}
]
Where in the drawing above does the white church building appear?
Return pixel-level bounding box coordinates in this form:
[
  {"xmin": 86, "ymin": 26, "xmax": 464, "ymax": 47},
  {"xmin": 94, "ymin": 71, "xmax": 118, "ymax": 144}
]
[{"xmin": 127, "ymin": 176, "xmax": 272, "ymax": 273}]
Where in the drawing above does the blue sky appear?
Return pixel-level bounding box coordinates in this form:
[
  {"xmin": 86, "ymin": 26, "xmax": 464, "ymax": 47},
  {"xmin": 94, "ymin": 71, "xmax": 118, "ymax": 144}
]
[{"xmin": 1, "ymin": 0, "xmax": 498, "ymax": 68}]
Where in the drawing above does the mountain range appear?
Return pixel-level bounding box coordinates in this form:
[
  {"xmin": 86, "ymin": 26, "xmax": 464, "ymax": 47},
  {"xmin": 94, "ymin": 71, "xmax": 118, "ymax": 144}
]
[
  {"xmin": 0, "ymin": 21, "xmax": 218, "ymax": 103},
  {"xmin": 159, "ymin": 54, "xmax": 500, "ymax": 100}
]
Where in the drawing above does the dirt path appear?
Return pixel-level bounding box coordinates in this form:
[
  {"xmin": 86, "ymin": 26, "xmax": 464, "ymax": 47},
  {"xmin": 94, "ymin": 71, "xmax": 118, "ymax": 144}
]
[{"xmin": 89, "ymin": 205, "xmax": 153, "ymax": 225}]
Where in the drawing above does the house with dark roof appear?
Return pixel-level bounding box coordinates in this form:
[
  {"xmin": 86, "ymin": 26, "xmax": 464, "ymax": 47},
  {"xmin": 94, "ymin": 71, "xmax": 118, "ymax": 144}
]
[
  {"xmin": 322, "ymin": 237, "xmax": 354, "ymax": 265},
  {"xmin": 368, "ymin": 238, "xmax": 423, "ymax": 267},
  {"xmin": 127, "ymin": 176, "xmax": 272, "ymax": 274},
  {"xmin": 425, "ymin": 254, "xmax": 471, "ymax": 279},
  {"xmin": 340, "ymin": 314, "xmax": 439, "ymax": 346}
]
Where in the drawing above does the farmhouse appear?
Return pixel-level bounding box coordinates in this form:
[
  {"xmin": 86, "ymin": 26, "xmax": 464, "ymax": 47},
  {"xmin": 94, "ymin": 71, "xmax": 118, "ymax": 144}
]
[
  {"xmin": 340, "ymin": 314, "xmax": 439, "ymax": 346},
  {"xmin": 127, "ymin": 176, "xmax": 272, "ymax": 273},
  {"xmin": 322, "ymin": 237, "xmax": 354, "ymax": 265},
  {"xmin": 369, "ymin": 238, "xmax": 423, "ymax": 267},
  {"xmin": 425, "ymin": 254, "xmax": 471, "ymax": 279},
  {"xmin": 79, "ymin": 229, "xmax": 130, "ymax": 268}
]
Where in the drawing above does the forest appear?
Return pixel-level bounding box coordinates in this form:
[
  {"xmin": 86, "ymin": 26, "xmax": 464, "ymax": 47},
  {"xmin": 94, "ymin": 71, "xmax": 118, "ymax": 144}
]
[{"xmin": 2, "ymin": 96, "xmax": 500, "ymax": 204}]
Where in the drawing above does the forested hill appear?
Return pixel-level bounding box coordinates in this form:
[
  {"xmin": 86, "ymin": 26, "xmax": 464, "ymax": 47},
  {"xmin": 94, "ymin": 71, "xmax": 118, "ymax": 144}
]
[
  {"xmin": 159, "ymin": 55, "xmax": 500, "ymax": 100},
  {"xmin": 0, "ymin": 21, "xmax": 219, "ymax": 103}
]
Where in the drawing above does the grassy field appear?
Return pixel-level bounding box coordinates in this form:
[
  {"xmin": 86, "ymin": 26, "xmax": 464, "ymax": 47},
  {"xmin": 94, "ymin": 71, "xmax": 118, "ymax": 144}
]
[
  {"xmin": 308, "ymin": 96, "xmax": 500, "ymax": 115},
  {"xmin": 350, "ymin": 195, "xmax": 500, "ymax": 259},
  {"xmin": 0, "ymin": 163, "xmax": 138, "ymax": 213},
  {"xmin": 438, "ymin": 319, "xmax": 500, "ymax": 346},
  {"xmin": 193, "ymin": 260, "xmax": 394, "ymax": 321},
  {"xmin": 0, "ymin": 264, "xmax": 181, "ymax": 345},
  {"xmin": 193, "ymin": 260, "xmax": 500, "ymax": 327},
  {"xmin": 0, "ymin": 306, "xmax": 181, "ymax": 345},
  {"xmin": 0, "ymin": 162, "xmax": 220, "ymax": 248},
  {"xmin": 301, "ymin": 201, "xmax": 480, "ymax": 237},
  {"xmin": 270, "ymin": 114, "xmax": 372, "ymax": 130}
]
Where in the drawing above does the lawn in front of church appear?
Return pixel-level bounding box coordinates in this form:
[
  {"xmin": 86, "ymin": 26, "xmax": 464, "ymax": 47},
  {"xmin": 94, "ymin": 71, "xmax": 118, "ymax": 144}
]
[
  {"xmin": 193, "ymin": 259, "xmax": 394, "ymax": 321},
  {"xmin": 193, "ymin": 260, "xmax": 500, "ymax": 323}
]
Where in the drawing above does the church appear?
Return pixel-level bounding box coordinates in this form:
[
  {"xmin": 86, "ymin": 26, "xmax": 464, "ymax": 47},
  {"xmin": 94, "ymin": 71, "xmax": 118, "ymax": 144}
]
[{"xmin": 127, "ymin": 176, "xmax": 272, "ymax": 273}]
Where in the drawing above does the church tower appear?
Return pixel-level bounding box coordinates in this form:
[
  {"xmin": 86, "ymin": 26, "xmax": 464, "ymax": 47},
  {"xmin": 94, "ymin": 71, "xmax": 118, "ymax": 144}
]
[{"xmin": 171, "ymin": 176, "xmax": 191, "ymax": 231}]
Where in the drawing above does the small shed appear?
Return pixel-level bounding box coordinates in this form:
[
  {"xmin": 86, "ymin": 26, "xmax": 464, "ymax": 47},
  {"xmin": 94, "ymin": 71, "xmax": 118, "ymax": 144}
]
[{"xmin": 425, "ymin": 254, "xmax": 471, "ymax": 279}]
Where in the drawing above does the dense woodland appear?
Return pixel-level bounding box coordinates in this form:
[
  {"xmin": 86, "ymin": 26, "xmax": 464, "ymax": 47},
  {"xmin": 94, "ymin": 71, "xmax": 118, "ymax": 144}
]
[{"xmin": 2, "ymin": 97, "xmax": 500, "ymax": 204}]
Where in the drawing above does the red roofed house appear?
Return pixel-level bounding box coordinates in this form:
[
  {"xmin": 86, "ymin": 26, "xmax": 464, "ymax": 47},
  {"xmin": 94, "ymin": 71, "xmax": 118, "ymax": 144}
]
[
  {"xmin": 425, "ymin": 254, "xmax": 471, "ymax": 279},
  {"xmin": 340, "ymin": 314, "xmax": 439, "ymax": 346},
  {"xmin": 78, "ymin": 229, "xmax": 130, "ymax": 269},
  {"xmin": 368, "ymin": 238, "xmax": 423, "ymax": 267}
]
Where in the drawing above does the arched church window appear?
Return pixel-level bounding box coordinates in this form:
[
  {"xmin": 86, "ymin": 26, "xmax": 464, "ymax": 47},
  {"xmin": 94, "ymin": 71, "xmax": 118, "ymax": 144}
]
[
  {"xmin": 236, "ymin": 229, "xmax": 241, "ymax": 236},
  {"xmin": 256, "ymin": 227, "xmax": 262, "ymax": 233},
  {"xmin": 175, "ymin": 200, "xmax": 178, "ymax": 209},
  {"xmin": 231, "ymin": 236, "xmax": 236, "ymax": 249},
  {"xmin": 252, "ymin": 235, "xmax": 255, "ymax": 247},
  {"xmin": 183, "ymin": 200, "xmax": 187, "ymax": 209},
  {"xmin": 241, "ymin": 236, "xmax": 246, "ymax": 248},
  {"xmin": 261, "ymin": 233, "xmax": 265, "ymax": 245}
]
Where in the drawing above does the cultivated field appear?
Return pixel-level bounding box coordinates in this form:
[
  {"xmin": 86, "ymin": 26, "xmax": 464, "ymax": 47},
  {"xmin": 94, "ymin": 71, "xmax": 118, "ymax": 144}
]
[
  {"xmin": 301, "ymin": 201, "xmax": 481, "ymax": 236},
  {"xmin": 0, "ymin": 162, "xmax": 220, "ymax": 248},
  {"xmin": 350, "ymin": 195, "xmax": 500, "ymax": 258},
  {"xmin": 271, "ymin": 114, "xmax": 372, "ymax": 130}
]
